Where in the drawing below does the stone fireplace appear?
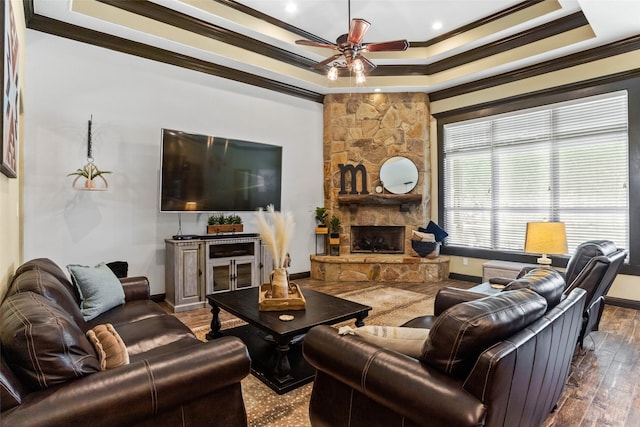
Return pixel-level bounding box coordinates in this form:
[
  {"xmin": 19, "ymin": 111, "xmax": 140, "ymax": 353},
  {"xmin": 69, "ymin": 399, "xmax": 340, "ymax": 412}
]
[
  {"xmin": 323, "ymin": 92, "xmax": 430, "ymax": 253},
  {"xmin": 351, "ymin": 226, "xmax": 405, "ymax": 254},
  {"xmin": 310, "ymin": 92, "xmax": 450, "ymax": 282}
]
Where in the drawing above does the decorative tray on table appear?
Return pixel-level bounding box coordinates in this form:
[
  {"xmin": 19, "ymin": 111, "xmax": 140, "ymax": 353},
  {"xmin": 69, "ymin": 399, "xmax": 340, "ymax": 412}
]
[{"xmin": 258, "ymin": 282, "xmax": 306, "ymax": 311}]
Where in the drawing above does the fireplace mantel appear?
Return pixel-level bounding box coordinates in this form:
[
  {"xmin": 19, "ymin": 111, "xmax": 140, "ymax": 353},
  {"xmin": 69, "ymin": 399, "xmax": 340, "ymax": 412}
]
[{"xmin": 337, "ymin": 193, "xmax": 422, "ymax": 212}]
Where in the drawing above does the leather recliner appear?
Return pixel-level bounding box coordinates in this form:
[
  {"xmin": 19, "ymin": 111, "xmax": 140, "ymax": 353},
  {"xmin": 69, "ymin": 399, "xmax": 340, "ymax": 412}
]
[
  {"xmin": 303, "ymin": 269, "xmax": 586, "ymax": 427},
  {"xmin": 478, "ymin": 240, "xmax": 626, "ymax": 348},
  {"xmin": 561, "ymin": 240, "xmax": 627, "ymax": 347}
]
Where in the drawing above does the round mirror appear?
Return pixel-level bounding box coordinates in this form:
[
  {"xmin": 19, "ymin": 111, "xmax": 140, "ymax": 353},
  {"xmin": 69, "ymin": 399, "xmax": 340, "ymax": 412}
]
[{"xmin": 379, "ymin": 156, "xmax": 419, "ymax": 194}]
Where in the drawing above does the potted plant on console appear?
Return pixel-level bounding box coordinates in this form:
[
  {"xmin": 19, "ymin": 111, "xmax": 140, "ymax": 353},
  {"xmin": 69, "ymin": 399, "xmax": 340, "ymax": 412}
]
[
  {"xmin": 207, "ymin": 213, "xmax": 243, "ymax": 234},
  {"xmin": 328, "ymin": 215, "xmax": 341, "ymax": 256},
  {"xmin": 315, "ymin": 207, "xmax": 328, "ymax": 234}
]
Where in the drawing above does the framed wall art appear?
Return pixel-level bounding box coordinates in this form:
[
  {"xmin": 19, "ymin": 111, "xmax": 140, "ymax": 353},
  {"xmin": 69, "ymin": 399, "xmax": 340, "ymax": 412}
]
[{"xmin": 1, "ymin": 0, "xmax": 19, "ymax": 178}]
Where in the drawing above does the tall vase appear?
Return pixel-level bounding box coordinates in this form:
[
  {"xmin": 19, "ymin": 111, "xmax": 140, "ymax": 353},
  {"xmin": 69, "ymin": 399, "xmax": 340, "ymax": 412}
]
[{"xmin": 270, "ymin": 267, "xmax": 289, "ymax": 299}]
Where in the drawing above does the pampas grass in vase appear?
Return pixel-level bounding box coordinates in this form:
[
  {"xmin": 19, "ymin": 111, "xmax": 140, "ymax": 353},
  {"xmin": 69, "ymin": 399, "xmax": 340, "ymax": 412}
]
[{"xmin": 256, "ymin": 205, "xmax": 295, "ymax": 299}]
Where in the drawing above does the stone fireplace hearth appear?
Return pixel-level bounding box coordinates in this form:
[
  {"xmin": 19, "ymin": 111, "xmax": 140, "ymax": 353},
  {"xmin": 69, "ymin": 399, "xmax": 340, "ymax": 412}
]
[{"xmin": 310, "ymin": 254, "xmax": 449, "ymax": 282}]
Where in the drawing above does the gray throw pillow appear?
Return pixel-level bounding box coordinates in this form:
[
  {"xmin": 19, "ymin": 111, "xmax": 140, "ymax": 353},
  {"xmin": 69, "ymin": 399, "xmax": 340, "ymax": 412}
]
[{"xmin": 67, "ymin": 263, "xmax": 125, "ymax": 320}]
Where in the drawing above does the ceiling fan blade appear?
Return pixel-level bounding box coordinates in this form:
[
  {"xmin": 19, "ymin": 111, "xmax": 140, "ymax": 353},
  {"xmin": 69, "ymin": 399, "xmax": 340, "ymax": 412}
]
[
  {"xmin": 313, "ymin": 53, "xmax": 343, "ymax": 69},
  {"xmin": 295, "ymin": 39, "xmax": 338, "ymax": 50},
  {"xmin": 359, "ymin": 55, "xmax": 377, "ymax": 72},
  {"xmin": 364, "ymin": 39, "xmax": 409, "ymax": 52},
  {"xmin": 347, "ymin": 19, "xmax": 371, "ymax": 45}
]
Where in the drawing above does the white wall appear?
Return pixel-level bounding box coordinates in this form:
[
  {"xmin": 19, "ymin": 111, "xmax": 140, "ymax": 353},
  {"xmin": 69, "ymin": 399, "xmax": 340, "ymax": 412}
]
[{"xmin": 23, "ymin": 31, "xmax": 324, "ymax": 295}]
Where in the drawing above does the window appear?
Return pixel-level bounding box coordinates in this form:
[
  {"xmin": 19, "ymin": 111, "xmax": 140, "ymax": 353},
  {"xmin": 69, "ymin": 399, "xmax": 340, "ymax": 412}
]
[{"xmin": 442, "ymin": 91, "xmax": 629, "ymax": 256}]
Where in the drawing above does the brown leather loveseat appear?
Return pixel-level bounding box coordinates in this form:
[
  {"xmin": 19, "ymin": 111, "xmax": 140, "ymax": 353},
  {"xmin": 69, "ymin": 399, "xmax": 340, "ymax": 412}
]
[
  {"xmin": 1, "ymin": 258, "xmax": 250, "ymax": 427},
  {"xmin": 303, "ymin": 269, "xmax": 587, "ymax": 427}
]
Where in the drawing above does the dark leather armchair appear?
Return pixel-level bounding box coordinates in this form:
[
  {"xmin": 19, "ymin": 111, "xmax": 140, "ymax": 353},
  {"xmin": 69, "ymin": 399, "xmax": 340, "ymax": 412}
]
[
  {"xmin": 561, "ymin": 240, "xmax": 627, "ymax": 347},
  {"xmin": 303, "ymin": 269, "xmax": 586, "ymax": 427},
  {"xmin": 403, "ymin": 267, "xmax": 567, "ymax": 330},
  {"xmin": 484, "ymin": 240, "xmax": 627, "ymax": 348}
]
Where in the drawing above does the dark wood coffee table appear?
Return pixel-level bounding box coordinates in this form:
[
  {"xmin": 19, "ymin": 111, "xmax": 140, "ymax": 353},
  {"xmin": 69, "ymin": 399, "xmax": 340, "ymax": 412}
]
[{"xmin": 206, "ymin": 287, "xmax": 371, "ymax": 394}]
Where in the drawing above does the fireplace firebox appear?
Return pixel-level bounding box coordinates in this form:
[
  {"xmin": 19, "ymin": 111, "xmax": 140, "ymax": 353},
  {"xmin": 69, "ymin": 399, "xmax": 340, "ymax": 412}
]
[{"xmin": 350, "ymin": 226, "xmax": 405, "ymax": 254}]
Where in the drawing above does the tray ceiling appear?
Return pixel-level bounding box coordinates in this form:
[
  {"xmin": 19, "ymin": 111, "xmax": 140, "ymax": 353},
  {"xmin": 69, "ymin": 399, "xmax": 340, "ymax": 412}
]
[{"xmin": 26, "ymin": 0, "xmax": 640, "ymax": 102}]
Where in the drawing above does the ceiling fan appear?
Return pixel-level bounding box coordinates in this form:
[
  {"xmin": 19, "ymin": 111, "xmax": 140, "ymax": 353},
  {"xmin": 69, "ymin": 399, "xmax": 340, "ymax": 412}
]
[{"xmin": 295, "ymin": 1, "xmax": 409, "ymax": 81}]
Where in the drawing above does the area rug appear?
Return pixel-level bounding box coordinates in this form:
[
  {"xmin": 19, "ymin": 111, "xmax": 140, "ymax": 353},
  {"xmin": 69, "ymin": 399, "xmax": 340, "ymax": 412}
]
[
  {"xmin": 190, "ymin": 286, "xmax": 434, "ymax": 427},
  {"xmin": 334, "ymin": 285, "xmax": 434, "ymax": 327}
]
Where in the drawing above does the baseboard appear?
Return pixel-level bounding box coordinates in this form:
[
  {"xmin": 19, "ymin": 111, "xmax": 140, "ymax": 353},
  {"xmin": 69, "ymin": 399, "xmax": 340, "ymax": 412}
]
[
  {"xmin": 290, "ymin": 271, "xmax": 311, "ymax": 280},
  {"xmin": 449, "ymin": 272, "xmax": 482, "ymax": 283},
  {"xmin": 151, "ymin": 293, "xmax": 165, "ymax": 303},
  {"xmin": 605, "ymin": 296, "xmax": 640, "ymax": 310}
]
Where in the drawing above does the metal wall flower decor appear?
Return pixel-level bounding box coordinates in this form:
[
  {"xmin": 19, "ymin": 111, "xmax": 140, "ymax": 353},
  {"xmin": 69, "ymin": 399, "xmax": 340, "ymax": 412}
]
[{"xmin": 68, "ymin": 116, "xmax": 110, "ymax": 190}]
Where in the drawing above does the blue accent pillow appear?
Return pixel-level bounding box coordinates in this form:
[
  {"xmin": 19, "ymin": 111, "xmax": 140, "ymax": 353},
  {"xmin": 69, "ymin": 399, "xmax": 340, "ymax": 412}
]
[
  {"xmin": 67, "ymin": 263, "xmax": 125, "ymax": 321},
  {"xmin": 419, "ymin": 221, "xmax": 448, "ymax": 243}
]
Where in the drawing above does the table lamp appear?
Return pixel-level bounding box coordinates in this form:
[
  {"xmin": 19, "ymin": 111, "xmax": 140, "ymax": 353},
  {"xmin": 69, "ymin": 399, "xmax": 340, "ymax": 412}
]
[{"xmin": 524, "ymin": 222, "xmax": 568, "ymax": 266}]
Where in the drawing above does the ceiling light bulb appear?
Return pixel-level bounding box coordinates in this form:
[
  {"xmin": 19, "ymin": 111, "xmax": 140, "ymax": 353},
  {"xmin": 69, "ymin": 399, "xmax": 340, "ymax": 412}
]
[
  {"xmin": 355, "ymin": 71, "xmax": 366, "ymax": 84},
  {"xmin": 285, "ymin": 2, "xmax": 297, "ymax": 13},
  {"xmin": 327, "ymin": 66, "xmax": 339, "ymax": 81},
  {"xmin": 353, "ymin": 58, "xmax": 364, "ymax": 73}
]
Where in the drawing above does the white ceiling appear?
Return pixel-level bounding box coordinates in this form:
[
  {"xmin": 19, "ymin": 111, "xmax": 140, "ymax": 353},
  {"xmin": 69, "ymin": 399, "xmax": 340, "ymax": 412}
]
[
  {"xmin": 29, "ymin": 0, "xmax": 640, "ymax": 97},
  {"xmin": 241, "ymin": 0, "xmax": 544, "ymax": 44}
]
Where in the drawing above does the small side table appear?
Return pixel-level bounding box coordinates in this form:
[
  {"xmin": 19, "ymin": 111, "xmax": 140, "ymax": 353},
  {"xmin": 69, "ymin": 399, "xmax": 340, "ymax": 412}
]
[
  {"xmin": 329, "ymin": 234, "xmax": 340, "ymax": 256},
  {"xmin": 315, "ymin": 228, "xmax": 328, "ymax": 255}
]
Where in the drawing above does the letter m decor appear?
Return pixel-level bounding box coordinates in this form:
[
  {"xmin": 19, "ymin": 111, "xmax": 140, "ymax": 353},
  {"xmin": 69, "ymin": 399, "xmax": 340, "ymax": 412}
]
[{"xmin": 338, "ymin": 164, "xmax": 369, "ymax": 195}]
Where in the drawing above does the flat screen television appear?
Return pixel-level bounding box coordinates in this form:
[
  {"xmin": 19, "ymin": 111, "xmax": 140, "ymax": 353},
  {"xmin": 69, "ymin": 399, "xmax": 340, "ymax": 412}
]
[{"xmin": 160, "ymin": 129, "xmax": 282, "ymax": 212}]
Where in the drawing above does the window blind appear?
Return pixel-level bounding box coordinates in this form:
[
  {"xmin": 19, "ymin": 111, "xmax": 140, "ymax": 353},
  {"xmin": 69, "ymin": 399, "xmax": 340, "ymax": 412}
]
[{"xmin": 443, "ymin": 90, "xmax": 629, "ymax": 254}]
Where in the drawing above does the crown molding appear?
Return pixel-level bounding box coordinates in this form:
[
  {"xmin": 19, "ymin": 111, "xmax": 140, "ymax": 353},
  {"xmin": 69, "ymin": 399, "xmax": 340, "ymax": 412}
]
[
  {"xmin": 429, "ymin": 35, "xmax": 640, "ymax": 102},
  {"xmin": 24, "ymin": 13, "xmax": 325, "ymax": 103},
  {"xmin": 23, "ymin": 1, "xmax": 640, "ymax": 104},
  {"xmin": 96, "ymin": 0, "xmax": 320, "ymax": 71}
]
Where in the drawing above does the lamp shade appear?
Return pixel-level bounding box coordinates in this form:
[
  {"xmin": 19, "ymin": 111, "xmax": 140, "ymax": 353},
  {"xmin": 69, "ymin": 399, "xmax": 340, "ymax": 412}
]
[{"xmin": 525, "ymin": 222, "xmax": 568, "ymax": 264}]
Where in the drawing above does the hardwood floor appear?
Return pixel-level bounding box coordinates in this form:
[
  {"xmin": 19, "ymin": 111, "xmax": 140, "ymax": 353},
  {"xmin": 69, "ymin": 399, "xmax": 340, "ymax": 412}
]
[
  {"xmin": 164, "ymin": 279, "xmax": 640, "ymax": 427},
  {"xmin": 545, "ymin": 304, "xmax": 640, "ymax": 427}
]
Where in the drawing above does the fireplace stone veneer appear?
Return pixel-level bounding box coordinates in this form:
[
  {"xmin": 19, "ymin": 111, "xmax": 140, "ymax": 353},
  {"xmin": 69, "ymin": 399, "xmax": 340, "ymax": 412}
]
[
  {"xmin": 310, "ymin": 254, "xmax": 450, "ymax": 282},
  {"xmin": 323, "ymin": 93, "xmax": 429, "ymax": 256},
  {"xmin": 315, "ymin": 92, "xmax": 450, "ymax": 282}
]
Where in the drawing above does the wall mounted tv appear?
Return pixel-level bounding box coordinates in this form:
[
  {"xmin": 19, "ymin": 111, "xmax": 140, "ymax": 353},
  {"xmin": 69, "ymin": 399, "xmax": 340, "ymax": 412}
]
[{"xmin": 160, "ymin": 129, "xmax": 282, "ymax": 212}]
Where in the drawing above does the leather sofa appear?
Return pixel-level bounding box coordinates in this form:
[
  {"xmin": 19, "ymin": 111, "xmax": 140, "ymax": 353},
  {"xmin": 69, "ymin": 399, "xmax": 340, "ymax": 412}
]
[
  {"xmin": 0, "ymin": 258, "xmax": 251, "ymax": 427},
  {"xmin": 303, "ymin": 269, "xmax": 587, "ymax": 427}
]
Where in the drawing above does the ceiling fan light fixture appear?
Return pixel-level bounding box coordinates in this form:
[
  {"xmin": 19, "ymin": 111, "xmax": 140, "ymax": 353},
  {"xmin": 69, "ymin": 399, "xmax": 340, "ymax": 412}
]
[
  {"xmin": 296, "ymin": 0, "xmax": 407, "ymax": 86},
  {"xmin": 327, "ymin": 65, "xmax": 339, "ymax": 81},
  {"xmin": 352, "ymin": 58, "xmax": 364, "ymax": 73}
]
